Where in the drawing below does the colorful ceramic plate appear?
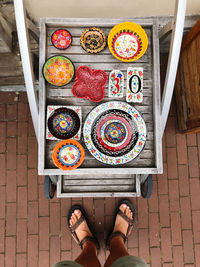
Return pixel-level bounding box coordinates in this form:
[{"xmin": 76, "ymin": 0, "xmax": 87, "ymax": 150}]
[
  {"xmin": 108, "ymin": 22, "xmax": 148, "ymax": 62},
  {"xmin": 51, "ymin": 29, "xmax": 72, "ymax": 49},
  {"xmin": 83, "ymin": 101, "xmax": 147, "ymax": 165},
  {"xmin": 43, "ymin": 56, "xmax": 74, "ymax": 86},
  {"xmin": 80, "ymin": 27, "xmax": 106, "ymax": 53},
  {"xmin": 52, "ymin": 140, "xmax": 85, "ymax": 170},
  {"xmin": 48, "ymin": 107, "xmax": 80, "ymax": 139},
  {"xmin": 71, "ymin": 66, "xmax": 108, "ymax": 102}
]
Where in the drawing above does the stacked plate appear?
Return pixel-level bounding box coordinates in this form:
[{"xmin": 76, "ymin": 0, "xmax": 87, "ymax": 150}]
[{"xmin": 83, "ymin": 101, "xmax": 147, "ymax": 165}]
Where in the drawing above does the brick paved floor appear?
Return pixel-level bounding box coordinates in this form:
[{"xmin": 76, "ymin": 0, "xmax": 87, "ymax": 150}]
[{"xmin": 0, "ymin": 86, "xmax": 200, "ymax": 267}]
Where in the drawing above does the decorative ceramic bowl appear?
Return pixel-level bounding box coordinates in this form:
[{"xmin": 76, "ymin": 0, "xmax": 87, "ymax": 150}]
[
  {"xmin": 52, "ymin": 140, "xmax": 85, "ymax": 170},
  {"xmin": 108, "ymin": 22, "xmax": 148, "ymax": 62},
  {"xmin": 71, "ymin": 66, "xmax": 108, "ymax": 102},
  {"xmin": 43, "ymin": 56, "xmax": 74, "ymax": 86},
  {"xmin": 47, "ymin": 107, "xmax": 80, "ymax": 139},
  {"xmin": 83, "ymin": 101, "xmax": 147, "ymax": 165},
  {"xmin": 51, "ymin": 29, "xmax": 72, "ymax": 49},
  {"xmin": 80, "ymin": 27, "xmax": 106, "ymax": 53}
]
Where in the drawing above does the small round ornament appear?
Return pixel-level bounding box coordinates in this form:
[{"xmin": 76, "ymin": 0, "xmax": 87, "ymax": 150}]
[
  {"xmin": 80, "ymin": 27, "xmax": 106, "ymax": 54},
  {"xmin": 51, "ymin": 29, "xmax": 72, "ymax": 49}
]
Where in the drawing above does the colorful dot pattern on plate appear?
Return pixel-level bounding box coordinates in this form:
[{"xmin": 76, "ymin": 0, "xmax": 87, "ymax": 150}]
[
  {"xmin": 52, "ymin": 140, "xmax": 85, "ymax": 170},
  {"xmin": 46, "ymin": 105, "xmax": 82, "ymax": 141},
  {"xmin": 109, "ymin": 70, "xmax": 124, "ymax": 98},
  {"xmin": 43, "ymin": 56, "xmax": 74, "ymax": 86},
  {"xmin": 96, "ymin": 114, "xmax": 133, "ymax": 152},
  {"xmin": 127, "ymin": 67, "xmax": 143, "ymax": 103},
  {"xmin": 83, "ymin": 101, "xmax": 147, "ymax": 165},
  {"xmin": 59, "ymin": 145, "xmax": 80, "ymax": 166},
  {"xmin": 113, "ymin": 32, "xmax": 140, "ymax": 59},
  {"xmin": 48, "ymin": 107, "xmax": 80, "ymax": 140},
  {"xmin": 108, "ymin": 22, "xmax": 148, "ymax": 62},
  {"xmin": 52, "ymin": 113, "xmax": 73, "ymax": 134},
  {"xmin": 51, "ymin": 29, "xmax": 72, "ymax": 49},
  {"xmin": 104, "ymin": 122, "xmax": 126, "ymax": 144}
]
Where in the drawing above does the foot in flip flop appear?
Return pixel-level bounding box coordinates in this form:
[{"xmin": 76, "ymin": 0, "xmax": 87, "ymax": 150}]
[
  {"xmin": 68, "ymin": 205, "xmax": 100, "ymax": 254},
  {"xmin": 106, "ymin": 200, "xmax": 134, "ymax": 248},
  {"xmin": 69, "ymin": 209, "xmax": 93, "ymax": 247},
  {"xmin": 113, "ymin": 204, "xmax": 134, "ymax": 237}
]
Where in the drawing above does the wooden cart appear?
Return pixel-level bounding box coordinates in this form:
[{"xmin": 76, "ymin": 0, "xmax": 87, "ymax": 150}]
[
  {"xmin": 38, "ymin": 18, "xmax": 162, "ymax": 198},
  {"xmin": 13, "ymin": 0, "xmax": 187, "ymax": 198}
]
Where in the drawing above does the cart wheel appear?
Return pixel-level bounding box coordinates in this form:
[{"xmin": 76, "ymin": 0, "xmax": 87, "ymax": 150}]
[
  {"xmin": 141, "ymin": 174, "xmax": 153, "ymax": 199},
  {"xmin": 44, "ymin": 175, "xmax": 56, "ymax": 200}
]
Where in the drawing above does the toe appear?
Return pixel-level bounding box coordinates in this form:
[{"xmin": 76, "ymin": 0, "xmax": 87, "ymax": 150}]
[
  {"xmin": 74, "ymin": 209, "xmax": 82, "ymax": 219},
  {"xmin": 125, "ymin": 206, "xmax": 130, "ymax": 217},
  {"xmin": 120, "ymin": 204, "xmax": 127, "ymax": 213},
  {"xmin": 71, "ymin": 213, "xmax": 77, "ymax": 225}
]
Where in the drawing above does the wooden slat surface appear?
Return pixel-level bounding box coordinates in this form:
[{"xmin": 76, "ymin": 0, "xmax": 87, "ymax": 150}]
[
  {"xmin": 38, "ymin": 18, "xmax": 162, "ymax": 177},
  {"xmin": 45, "ymin": 23, "xmax": 154, "ymax": 170}
]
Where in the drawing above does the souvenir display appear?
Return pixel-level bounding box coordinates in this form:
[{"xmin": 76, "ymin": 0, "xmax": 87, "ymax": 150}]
[
  {"xmin": 47, "ymin": 107, "xmax": 80, "ymax": 140},
  {"xmin": 109, "ymin": 70, "xmax": 124, "ymax": 98},
  {"xmin": 43, "ymin": 56, "xmax": 74, "ymax": 86},
  {"xmin": 108, "ymin": 22, "xmax": 148, "ymax": 62},
  {"xmin": 51, "ymin": 29, "xmax": 72, "ymax": 49},
  {"xmin": 127, "ymin": 67, "xmax": 143, "ymax": 103},
  {"xmin": 52, "ymin": 139, "xmax": 85, "ymax": 170},
  {"xmin": 46, "ymin": 105, "xmax": 82, "ymax": 140},
  {"xmin": 83, "ymin": 101, "xmax": 147, "ymax": 165},
  {"xmin": 71, "ymin": 66, "xmax": 108, "ymax": 102},
  {"xmin": 80, "ymin": 27, "xmax": 106, "ymax": 53}
]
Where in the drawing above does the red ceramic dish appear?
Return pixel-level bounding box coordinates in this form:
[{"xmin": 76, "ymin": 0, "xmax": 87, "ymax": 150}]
[
  {"xmin": 51, "ymin": 29, "xmax": 72, "ymax": 50},
  {"xmin": 71, "ymin": 66, "xmax": 108, "ymax": 102}
]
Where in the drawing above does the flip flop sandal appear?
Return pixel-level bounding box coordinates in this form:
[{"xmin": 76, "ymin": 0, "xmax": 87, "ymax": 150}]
[
  {"xmin": 67, "ymin": 205, "xmax": 100, "ymax": 254},
  {"xmin": 106, "ymin": 199, "xmax": 134, "ymax": 250}
]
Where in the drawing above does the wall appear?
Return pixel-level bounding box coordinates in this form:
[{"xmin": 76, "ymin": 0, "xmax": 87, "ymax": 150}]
[{"xmin": 25, "ymin": 0, "xmax": 200, "ymax": 22}]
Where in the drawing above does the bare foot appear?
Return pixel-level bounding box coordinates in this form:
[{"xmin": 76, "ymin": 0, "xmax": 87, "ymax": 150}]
[
  {"xmin": 69, "ymin": 209, "xmax": 95, "ymax": 250},
  {"xmin": 113, "ymin": 204, "xmax": 133, "ymax": 236}
]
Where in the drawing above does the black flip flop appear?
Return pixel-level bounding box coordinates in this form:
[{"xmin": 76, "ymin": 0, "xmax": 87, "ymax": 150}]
[
  {"xmin": 106, "ymin": 199, "xmax": 135, "ymax": 250},
  {"xmin": 67, "ymin": 205, "xmax": 100, "ymax": 254}
]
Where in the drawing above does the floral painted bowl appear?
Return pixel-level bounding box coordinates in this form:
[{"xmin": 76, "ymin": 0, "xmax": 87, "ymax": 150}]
[
  {"xmin": 108, "ymin": 22, "xmax": 148, "ymax": 62},
  {"xmin": 43, "ymin": 56, "xmax": 74, "ymax": 86},
  {"xmin": 51, "ymin": 29, "xmax": 72, "ymax": 50},
  {"xmin": 52, "ymin": 139, "xmax": 85, "ymax": 170}
]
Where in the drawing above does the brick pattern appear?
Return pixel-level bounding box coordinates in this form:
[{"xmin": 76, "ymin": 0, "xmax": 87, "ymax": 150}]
[{"xmin": 0, "ymin": 90, "xmax": 200, "ymax": 267}]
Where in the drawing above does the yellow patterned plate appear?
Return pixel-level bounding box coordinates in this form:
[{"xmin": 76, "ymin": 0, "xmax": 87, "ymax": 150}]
[{"xmin": 108, "ymin": 22, "xmax": 148, "ymax": 62}]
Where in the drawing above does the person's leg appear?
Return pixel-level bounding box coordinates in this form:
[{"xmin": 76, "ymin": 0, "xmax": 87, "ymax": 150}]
[
  {"xmin": 69, "ymin": 209, "xmax": 101, "ymax": 267},
  {"xmin": 104, "ymin": 203, "xmax": 133, "ymax": 267},
  {"xmin": 75, "ymin": 239, "xmax": 101, "ymax": 267}
]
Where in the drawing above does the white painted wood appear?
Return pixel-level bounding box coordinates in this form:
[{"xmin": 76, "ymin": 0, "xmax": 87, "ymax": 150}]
[
  {"xmin": 39, "ymin": 167, "xmax": 160, "ymax": 176},
  {"xmin": 38, "ymin": 19, "xmax": 47, "ymax": 174},
  {"xmin": 13, "ymin": 0, "xmax": 39, "ymax": 140},
  {"xmin": 152, "ymin": 22, "xmax": 163, "ymax": 173},
  {"xmin": 161, "ymin": 0, "xmax": 187, "ymax": 135},
  {"xmin": 57, "ymin": 174, "xmax": 141, "ymax": 197}
]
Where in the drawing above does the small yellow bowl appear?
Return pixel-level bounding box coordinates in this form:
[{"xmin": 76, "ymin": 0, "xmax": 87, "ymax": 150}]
[{"xmin": 108, "ymin": 22, "xmax": 148, "ymax": 62}]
